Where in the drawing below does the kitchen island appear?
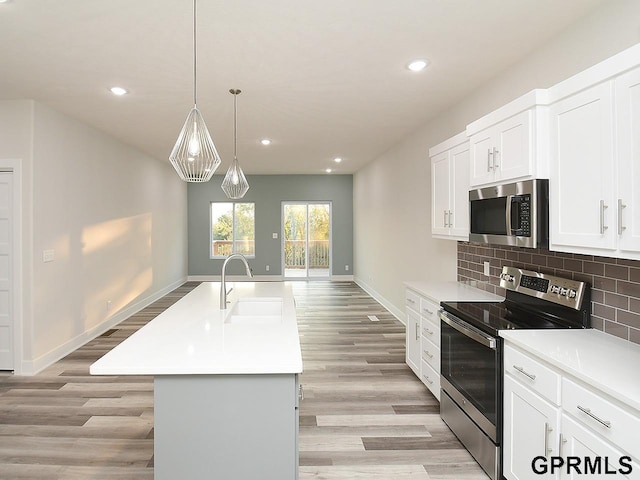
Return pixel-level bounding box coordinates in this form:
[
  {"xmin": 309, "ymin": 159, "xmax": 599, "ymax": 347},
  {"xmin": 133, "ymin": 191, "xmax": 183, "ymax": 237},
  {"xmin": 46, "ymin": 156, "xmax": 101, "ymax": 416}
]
[{"xmin": 90, "ymin": 282, "xmax": 303, "ymax": 480}]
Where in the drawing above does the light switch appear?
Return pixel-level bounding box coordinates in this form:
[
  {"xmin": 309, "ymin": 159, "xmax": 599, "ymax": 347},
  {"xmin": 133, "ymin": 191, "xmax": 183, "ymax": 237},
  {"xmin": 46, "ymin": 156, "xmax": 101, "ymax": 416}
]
[{"xmin": 43, "ymin": 249, "xmax": 55, "ymax": 263}]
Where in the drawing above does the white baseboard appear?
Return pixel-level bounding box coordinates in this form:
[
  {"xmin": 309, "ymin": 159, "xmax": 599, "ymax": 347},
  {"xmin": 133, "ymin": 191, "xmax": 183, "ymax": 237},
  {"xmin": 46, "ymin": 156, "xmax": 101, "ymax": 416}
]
[
  {"xmin": 20, "ymin": 277, "xmax": 188, "ymax": 376},
  {"xmin": 354, "ymin": 277, "xmax": 405, "ymax": 325},
  {"xmin": 331, "ymin": 275, "xmax": 354, "ymax": 281}
]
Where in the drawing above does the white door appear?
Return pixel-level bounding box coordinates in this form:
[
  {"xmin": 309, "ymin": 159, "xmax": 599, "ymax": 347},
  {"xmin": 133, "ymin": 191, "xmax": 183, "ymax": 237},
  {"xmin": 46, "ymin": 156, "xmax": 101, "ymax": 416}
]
[
  {"xmin": 450, "ymin": 142, "xmax": 470, "ymax": 239},
  {"xmin": 495, "ymin": 110, "xmax": 532, "ymax": 182},
  {"xmin": 469, "ymin": 130, "xmax": 495, "ymax": 187},
  {"xmin": 549, "ymin": 82, "xmax": 616, "ymax": 253},
  {"xmin": 0, "ymin": 172, "xmax": 13, "ymax": 370},
  {"xmin": 616, "ymin": 66, "xmax": 640, "ymax": 257},
  {"xmin": 431, "ymin": 151, "xmax": 451, "ymax": 236},
  {"xmin": 503, "ymin": 375, "xmax": 560, "ymax": 480}
]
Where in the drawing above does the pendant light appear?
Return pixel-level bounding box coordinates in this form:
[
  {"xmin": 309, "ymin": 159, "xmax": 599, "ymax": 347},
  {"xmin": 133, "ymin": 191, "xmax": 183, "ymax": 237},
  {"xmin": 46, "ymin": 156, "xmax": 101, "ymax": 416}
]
[
  {"xmin": 169, "ymin": 0, "xmax": 221, "ymax": 182},
  {"xmin": 221, "ymin": 89, "xmax": 250, "ymax": 199}
]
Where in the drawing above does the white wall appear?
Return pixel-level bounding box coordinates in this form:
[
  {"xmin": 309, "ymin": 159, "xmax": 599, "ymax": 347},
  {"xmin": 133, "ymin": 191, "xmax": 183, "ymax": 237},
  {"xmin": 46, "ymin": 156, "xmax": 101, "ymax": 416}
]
[
  {"xmin": 353, "ymin": 0, "xmax": 640, "ymax": 321},
  {"xmin": 0, "ymin": 100, "xmax": 188, "ymax": 374}
]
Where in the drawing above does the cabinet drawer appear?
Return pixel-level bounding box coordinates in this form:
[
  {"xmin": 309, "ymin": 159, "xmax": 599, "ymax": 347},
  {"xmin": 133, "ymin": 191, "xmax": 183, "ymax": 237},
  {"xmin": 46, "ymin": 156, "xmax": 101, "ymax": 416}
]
[
  {"xmin": 419, "ymin": 297, "xmax": 439, "ymax": 324},
  {"xmin": 421, "ymin": 338, "xmax": 440, "ymax": 373},
  {"xmin": 562, "ymin": 377, "xmax": 640, "ymax": 457},
  {"xmin": 406, "ymin": 290, "xmax": 420, "ymax": 312},
  {"xmin": 421, "ymin": 315, "xmax": 440, "ymax": 347},
  {"xmin": 504, "ymin": 345, "xmax": 561, "ymax": 405},
  {"xmin": 420, "ymin": 359, "xmax": 440, "ymax": 402}
]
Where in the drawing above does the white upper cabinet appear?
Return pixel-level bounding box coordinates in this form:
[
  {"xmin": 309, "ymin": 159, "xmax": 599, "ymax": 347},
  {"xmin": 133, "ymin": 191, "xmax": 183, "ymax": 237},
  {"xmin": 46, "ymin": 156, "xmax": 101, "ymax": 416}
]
[
  {"xmin": 467, "ymin": 90, "xmax": 549, "ymax": 188},
  {"xmin": 616, "ymin": 67, "xmax": 640, "ymax": 256},
  {"xmin": 429, "ymin": 132, "xmax": 469, "ymax": 241},
  {"xmin": 548, "ymin": 44, "xmax": 640, "ymax": 260},
  {"xmin": 549, "ymin": 82, "xmax": 616, "ymax": 252}
]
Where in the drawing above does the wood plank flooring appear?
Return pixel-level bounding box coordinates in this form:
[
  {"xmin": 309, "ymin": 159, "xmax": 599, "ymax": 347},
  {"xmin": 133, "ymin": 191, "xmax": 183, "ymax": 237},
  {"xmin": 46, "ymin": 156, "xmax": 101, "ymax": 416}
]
[{"xmin": 0, "ymin": 281, "xmax": 488, "ymax": 479}]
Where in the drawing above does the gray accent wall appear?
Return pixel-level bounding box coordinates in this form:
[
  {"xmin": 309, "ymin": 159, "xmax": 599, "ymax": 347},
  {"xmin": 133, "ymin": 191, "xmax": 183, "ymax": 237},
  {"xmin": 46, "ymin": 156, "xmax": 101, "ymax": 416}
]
[{"xmin": 188, "ymin": 174, "xmax": 353, "ymax": 277}]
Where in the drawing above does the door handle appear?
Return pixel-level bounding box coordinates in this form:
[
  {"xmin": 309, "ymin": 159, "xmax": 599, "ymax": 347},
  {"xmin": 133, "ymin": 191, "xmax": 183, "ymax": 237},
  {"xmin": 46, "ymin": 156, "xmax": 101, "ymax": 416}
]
[
  {"xmin": 492, "ymin": 147, "xmax": 499, "ymax": 169},
  {"xmin": 544, "ymin": 422, "xmax": 553, "ymax": 457},
  {"xmin": 487, "ymin": 149, "xmax": 493, "ymax": 171},
  {"xmin": 448, "ymin": 210, "xmax": 453, "ymax": 228},
  {"xmin": 600, "ymin": 200, "xmax": 609, "ymax": 234},
  {"xmin": 618, "ymin": 199, "xmax": 627, "ymax": 235}
]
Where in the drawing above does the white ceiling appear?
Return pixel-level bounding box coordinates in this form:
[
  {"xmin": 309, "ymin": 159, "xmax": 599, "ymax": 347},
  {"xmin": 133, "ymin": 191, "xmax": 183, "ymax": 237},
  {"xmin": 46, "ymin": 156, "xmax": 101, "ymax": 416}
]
[{"xmin": 0, "ymin": 0, "xmax": 605, "ymax": 174}]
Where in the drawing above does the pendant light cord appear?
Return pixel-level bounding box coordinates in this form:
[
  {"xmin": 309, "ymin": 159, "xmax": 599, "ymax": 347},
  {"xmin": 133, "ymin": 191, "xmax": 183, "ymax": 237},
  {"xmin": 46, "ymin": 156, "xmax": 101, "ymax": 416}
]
[
  {"xmin": 230, "ymin": 89, "xmax": 241, "ymax": 160},
  {"xmin": 193, "ymin": 0, "xmax": 197, "ymax": 107}
]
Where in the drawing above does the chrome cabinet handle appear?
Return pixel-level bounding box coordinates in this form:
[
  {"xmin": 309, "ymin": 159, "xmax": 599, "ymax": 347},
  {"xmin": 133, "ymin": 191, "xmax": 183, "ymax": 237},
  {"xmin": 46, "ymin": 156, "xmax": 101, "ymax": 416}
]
[
  {"xmin": 422, "ymin": 374, "xmax": 434, "ymax": 385},
  {"xmin": 415, "ymin": 323, "xmax": 420, "ymax": 341},
  {"xmin": 423, "ymin": 349, "xmax": 433, "ymax": 359},
  {"xmin": 513, "ymin": 365, "xmax": 536, "ymax": 380},
  {"xmin": 422, "ymin": 307, "xmax": 434, "ymax": 315},
  {"xmin": 577, "ymin": 405, "xmax": 611, "ymax": 428},
  {"xmin": 544, "ymin": 422, "xmax": 553, "ymax": 457},
  {"xmin": 298, "ymin": 384, "xmax": 304, "ymax": 401},
  {"xmin": 443, "ymin": 210, "xmax": 448, "ymax": 227},
  {"xmin": 493, "ymin": 147, "xmax": 499, "ymax": 169},
  {"xmin": 448, "ymin": 210, "xmax": 453, "ymax": 227},
  {"xmin": 487, "ymin": 149, "xmax": 493, "ymax": 171},
  {"xmin": 600, "ymin": 200, "xmax": 609, "ymax": 234},
  {"xmin": 407, "ymin": 298, "xmax": 416, "ymax": 305},
  {"xmin": 618, "ymin": 199, "xmax": 627, "ymax": 235},
  {"xmin": 559, "ymin": 433, "xmax": 567, "ymax": 457},
  {"xmin": 422, "ymin": 327, "xmax": 433, "ymax": 336}
]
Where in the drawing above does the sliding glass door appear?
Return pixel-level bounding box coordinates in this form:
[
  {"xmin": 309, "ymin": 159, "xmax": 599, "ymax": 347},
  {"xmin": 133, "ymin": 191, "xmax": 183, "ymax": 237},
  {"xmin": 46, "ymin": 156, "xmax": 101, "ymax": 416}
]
[{"xmin": 282, "ymin": 202, "xmax": 331, "ymax": 280}]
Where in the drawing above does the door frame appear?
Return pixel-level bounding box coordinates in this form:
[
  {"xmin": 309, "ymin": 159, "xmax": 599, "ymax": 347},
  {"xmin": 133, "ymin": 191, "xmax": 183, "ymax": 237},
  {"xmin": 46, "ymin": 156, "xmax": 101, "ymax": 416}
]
[
  {"xmin": 281, "ymin": 201, "xmax": 332, "ymax": 280},
  {"xmin": 0, "ymin": 159, "xmax": 22, "ymax": 374}
]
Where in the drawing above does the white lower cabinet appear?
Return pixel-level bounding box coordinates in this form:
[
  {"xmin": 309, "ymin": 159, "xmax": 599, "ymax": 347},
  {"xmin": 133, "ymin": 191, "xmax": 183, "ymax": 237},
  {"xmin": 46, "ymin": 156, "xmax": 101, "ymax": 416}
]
[
  {"xmin": 503, "ymin": 342, "xmax": 640, "ymax": 480},
  {"xmin": 405, "ymin": 287, "xmax": 442, "ymax": 400}
]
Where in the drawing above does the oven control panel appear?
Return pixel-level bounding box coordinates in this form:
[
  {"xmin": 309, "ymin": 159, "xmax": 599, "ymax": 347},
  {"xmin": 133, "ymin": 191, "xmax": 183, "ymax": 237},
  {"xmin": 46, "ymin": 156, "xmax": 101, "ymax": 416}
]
[{"xmin": 499, "ymin": 266, "xmax": 587, "ymax": 310}]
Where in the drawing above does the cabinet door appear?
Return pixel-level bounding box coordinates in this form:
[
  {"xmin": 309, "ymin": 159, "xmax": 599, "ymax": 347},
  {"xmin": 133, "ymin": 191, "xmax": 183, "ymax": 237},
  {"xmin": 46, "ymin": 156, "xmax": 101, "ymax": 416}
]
[
  {"xmin": 431, "ymin": 151, "xmax": 451, "ymax": 236},
  {"xmin": 450, "ymin": 142, "xmax": 470, "ymax": 239},
  {"xmin": 504, "ymin": 374, "xmax": 560, "ymax": 480},
  {"xmin": 560, "ymin": 414, "xmax": 637, "ymax": 480},
  {"xmin": 495, "ymin": 110, "xmax": 533, "ymax": 182},
  {"xmin": 405, "ymin": 309, "xmax": 420, "ymax": 375},
  {"xmin": 549, "ymin": 82, "xmax": 616, "ymax": 253},
  {"xmin": 616, "ymin": 67, "xmax": 640, "ymax": 258},
  {"xmin": 470, "ymin": 130, "xmax": 495, "ymax": 187}
]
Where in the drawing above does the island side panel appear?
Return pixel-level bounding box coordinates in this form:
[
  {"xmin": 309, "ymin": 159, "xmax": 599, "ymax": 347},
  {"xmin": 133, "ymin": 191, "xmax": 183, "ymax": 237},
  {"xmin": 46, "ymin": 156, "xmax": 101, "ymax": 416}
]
[{"xmin": 154, "ymin": 374, "xmax": 298, "ymax": 480}]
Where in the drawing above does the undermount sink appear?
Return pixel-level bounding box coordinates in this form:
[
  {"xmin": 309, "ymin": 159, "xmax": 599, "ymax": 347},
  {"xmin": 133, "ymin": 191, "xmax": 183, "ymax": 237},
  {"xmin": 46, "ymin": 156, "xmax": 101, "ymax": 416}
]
[{"xmin": 225, "ymin": 297, "xmax": 283, "ymax": 325}]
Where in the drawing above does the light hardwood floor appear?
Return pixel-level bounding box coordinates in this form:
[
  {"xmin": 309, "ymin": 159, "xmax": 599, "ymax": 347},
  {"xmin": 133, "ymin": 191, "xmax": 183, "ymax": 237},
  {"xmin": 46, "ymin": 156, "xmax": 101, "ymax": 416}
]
[{"xmin": 0, "ymin": 281, "xmax": 488, "ymax": 479}]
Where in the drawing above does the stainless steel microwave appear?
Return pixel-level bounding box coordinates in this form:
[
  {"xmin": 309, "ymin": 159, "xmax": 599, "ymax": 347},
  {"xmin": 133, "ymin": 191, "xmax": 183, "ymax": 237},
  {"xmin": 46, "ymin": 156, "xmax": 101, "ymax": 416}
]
[{"xmin": 469, "ymin": 179, "xmax": 549, "ymax": 248}]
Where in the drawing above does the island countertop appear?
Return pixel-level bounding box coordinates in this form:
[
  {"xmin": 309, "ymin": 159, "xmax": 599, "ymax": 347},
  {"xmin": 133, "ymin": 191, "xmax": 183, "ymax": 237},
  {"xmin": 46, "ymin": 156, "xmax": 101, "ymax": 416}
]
[{"xmin": 90, "ymin": 282, "xmax": 302, "ymax": 376}]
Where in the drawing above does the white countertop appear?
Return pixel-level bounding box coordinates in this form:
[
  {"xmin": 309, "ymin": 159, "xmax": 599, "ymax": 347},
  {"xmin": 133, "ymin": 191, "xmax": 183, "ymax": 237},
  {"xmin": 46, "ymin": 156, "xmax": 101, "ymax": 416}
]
[
  {"xmin": 90, "ymin": 282, "xmax": 303, "ymax": 376},
  {"xmin": 500, "ymin": 329, "xmax": 640, "ymax": 412},
  {"xmin": 404, "ymin": 280, "xmax": 504, "ymax": 304}
]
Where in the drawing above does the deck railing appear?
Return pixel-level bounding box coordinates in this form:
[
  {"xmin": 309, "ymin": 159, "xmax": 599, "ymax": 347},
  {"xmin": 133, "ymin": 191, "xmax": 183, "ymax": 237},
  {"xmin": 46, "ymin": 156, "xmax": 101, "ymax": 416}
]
[{"xmin": 284, "ymin": 240, "xmax": 329, "ymax": 269}]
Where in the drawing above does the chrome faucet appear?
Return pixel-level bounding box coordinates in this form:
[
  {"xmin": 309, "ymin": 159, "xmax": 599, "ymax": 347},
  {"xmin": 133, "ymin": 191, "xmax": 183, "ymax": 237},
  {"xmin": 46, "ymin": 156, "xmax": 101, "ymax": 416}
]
[{"xmin": 220, "ymin": 254, "xmax": 253, "ymax": 309}]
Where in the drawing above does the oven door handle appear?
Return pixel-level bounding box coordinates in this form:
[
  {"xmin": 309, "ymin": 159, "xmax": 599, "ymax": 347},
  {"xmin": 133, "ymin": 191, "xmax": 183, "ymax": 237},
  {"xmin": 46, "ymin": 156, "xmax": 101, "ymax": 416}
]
[{"xmin": 439, "ymin": 311, "xmax": 497, "ymax": 350}]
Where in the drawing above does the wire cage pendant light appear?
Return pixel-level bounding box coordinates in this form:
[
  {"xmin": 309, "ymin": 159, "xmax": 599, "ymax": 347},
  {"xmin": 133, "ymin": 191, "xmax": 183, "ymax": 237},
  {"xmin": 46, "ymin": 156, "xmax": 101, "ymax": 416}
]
[
  {"xmin": 169, "ymin": 0, "xmax": 221, "ymax": 182},
  {"xmin": 221, "ymin": 89, "xmax": 250, "ymax": 199}
]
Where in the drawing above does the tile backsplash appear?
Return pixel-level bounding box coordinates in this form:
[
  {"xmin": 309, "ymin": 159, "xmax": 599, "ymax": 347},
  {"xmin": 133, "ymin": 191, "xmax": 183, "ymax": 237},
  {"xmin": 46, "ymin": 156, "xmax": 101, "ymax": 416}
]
[{"xmin": 457, "ymin": 242, "xmax": 640, "ymax": 345}]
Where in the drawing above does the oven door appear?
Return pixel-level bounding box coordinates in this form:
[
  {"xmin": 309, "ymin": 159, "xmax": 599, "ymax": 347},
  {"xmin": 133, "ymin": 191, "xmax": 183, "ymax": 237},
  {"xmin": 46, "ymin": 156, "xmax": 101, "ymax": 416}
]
[{"xmin": 440, "ymin": 310, "xmax": 500, "ymax": 441}]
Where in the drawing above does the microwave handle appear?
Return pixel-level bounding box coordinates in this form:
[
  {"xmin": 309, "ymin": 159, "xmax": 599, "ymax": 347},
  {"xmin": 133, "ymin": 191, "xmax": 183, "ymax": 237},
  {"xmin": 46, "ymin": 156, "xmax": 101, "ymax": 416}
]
[{"xmin": 506, "ymin": 195, "xmax": 513, "ymax": 234}]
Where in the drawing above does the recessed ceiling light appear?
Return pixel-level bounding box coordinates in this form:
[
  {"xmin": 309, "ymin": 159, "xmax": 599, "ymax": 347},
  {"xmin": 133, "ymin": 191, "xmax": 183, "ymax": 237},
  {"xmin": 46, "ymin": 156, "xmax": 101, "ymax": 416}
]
[
  {"xmin": 325, "ymin": 168, "xmax": 332, "ymax": 173},
  {"xmin": 0, "ymin": 1, "xmax": 12, "ymax": 4},
  {"xmin": 334, "ymin": 157, "xmax": 342, "ymax": 163},
  {"xmin": 261, "ymin": 139, "xmax": 271, "ymax": 146},
  {"xmin": 407, "ymin": 59, "xmax": 429, "ymax": 72},
  {"xmin": 109, "ymin": 86, "xmax": 128, "ymax": 96}
]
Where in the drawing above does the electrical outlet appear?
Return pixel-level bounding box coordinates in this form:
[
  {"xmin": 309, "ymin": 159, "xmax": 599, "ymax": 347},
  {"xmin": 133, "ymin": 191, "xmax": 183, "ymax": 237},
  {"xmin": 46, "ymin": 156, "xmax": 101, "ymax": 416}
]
[
  {"xmin": 272, "ymin": 233, "xmax": 278, "ymax": 239},
  {"xmin": 345, "ymin": 264, "xmax": 349, "ymax": 271},
  {"xmin": 43, "ymin": 249, "xmax": 55, "ymax": 263},
  {"xmin": 266, "ymin": 265, "xmax": 270, "ymax": 272},
  {"xmin": 483, "ymin": 261, "xmax": 490, "ymax": 277}
]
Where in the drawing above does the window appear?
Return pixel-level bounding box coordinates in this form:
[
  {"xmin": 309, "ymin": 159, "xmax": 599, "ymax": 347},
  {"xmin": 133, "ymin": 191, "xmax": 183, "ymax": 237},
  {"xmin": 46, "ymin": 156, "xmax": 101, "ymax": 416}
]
[{"xmin": 210, "ymin": 202, "xmax": 255, "ymax": 258}]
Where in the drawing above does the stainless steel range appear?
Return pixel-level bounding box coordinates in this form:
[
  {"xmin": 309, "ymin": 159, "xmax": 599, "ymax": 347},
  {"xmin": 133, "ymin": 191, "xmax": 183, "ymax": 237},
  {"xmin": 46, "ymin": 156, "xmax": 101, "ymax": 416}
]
[{"xmin": 439, "ymin": 266, "xmax": 591, "ymax": 480}]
